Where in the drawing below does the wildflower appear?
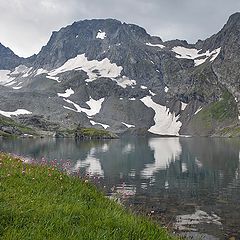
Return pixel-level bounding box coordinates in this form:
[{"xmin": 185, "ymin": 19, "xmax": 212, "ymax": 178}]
[{"xmin": 48, "ymin": 173, "xmax": 52, "ymax": 177}]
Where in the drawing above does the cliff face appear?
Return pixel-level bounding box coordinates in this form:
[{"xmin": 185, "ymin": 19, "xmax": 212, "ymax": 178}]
[{"xmin": 0, "ymin": 14, "xmax": 239, "ymax": 137}]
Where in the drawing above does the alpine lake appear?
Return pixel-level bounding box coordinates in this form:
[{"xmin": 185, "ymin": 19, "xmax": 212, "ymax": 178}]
[{"xmin": 1, "ymin": 136, "xmax": 240, "ymax": 240}]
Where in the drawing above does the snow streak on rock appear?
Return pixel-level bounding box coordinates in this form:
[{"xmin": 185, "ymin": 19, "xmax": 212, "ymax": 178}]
[
  {"xmin": 90, "ymin": 120, "xmax": 109, "ymax": 129},
  {"xmin": 57, "ymin": 88, "xmax": 74, "ymax": 98},
  {"xmin": 121, "ymin": 122, "xmax": 135, "ymax": 128},
  {"xmin": 0, "ymin": 109, "xmax": 32, "ymax": 118},
  {"xmin": 146, "ymin": 42, "xmax": 165, "ymax": 49},
  {"xmin": 63, "ymin": 97, "xmax": 104, "ymax": 117}
]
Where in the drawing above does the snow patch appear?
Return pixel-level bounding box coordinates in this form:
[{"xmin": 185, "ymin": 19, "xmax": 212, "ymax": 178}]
[
  {"xmin": 122, "ymin": 122, "xmax": 135, "ymax": 128},
  {"xmin": 57, "ymin": 88, "xmax": 74, "ymax": 98},
  {"xmin": 140, "ymin": 85, "xmax": 147, "ymax": 89},
  {"xmin": 46, "ymin": 75, "xmax": 60, "ymax": 82},
  {"xmin": 49, "ymin": 54, "xmax": 122, "ymax": 83},
  {"xmin": 11, "ymin": 65, "xmax": 32, "ymax": 77},
  {"xmin": 96, "ymin": 30, "xmax": 106, "ymax": 39},
  {"xmin": 209, "ymin": 47, "xmax": 221, "ymax": 62},
  {"xmin": 63, "ymin": 97, "xmax": 104, "ymax": 116},
  {"xmin": 146, "ymin": 42, "xmax": 165, "ymax": 49},
  {"xmin": 164, "ymin": 86, "xmax": 169, "ymax": 93},
  {"xmin": 149, "ymin": 90, "xmax": 156, "ymax": 96},
  {"xmin": 116, "ymin": 76, "xmax": 136, "ymax": 88},
  {"xmin": 35, "ymin": 68, "xmax": 48, "ymax": 76},
  {"xmin": 141, "ymin": 96, "xmax": 182, "ymax": 135},
  {"xmin": 0, "ymin": 109, "xmax": 32, "ymax": 118},
  {"xmin": 34, "ymin": 55, "xmax": 137, "ymax": 89},
  {"xmin": 181, "ymin": 102, "xmax": 188, "ymax": 111},
  {"xmin": 90, "ymin": 120, "xmax": 109, "ymax": 129},
  {"xmin": 172, "ymin": 46, "xmax": 221, "ymax": 66}
]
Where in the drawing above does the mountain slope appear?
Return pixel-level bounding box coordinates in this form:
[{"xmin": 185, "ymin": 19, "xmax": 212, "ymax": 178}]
[{"xmin": 0, "ymin": 14, "xmax": 239, "ymax": 137}]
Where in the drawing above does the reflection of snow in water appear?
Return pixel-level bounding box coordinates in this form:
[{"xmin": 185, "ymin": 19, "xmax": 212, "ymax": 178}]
[
  {"xmin": 141, "ymin": 138, "xmax": 182, "ymax": 178},
  {"xmin": 72, "ymin": 147, "xmax": 104, "ymax": 176},
  {"xmin": 182, "ymin": 163, "xmax": 188, "ymax": 172},
  {"xmin": 128, "ymin": 169, "xmax": 136, "ymax": 177},
  {"xmin": 101, "ymin": 143, "xmax": 109, "ymax": 152},
  {"xmin": 195, "ymin": 157, "xmax": 203, "ymax": 168},
  {"xmin": 175, "ymin": 210, "xmax": 222, "ymax": 231},
  {"xmin": 164, "ymin": 180, "xmax": 169, "ymax": 189},
  {"xmin": 122, "ymin": 143, "xmax": 135, "ymax": 154}
]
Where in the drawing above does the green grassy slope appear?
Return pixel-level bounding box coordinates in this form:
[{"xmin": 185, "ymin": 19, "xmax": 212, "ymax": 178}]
[{"xmin": 0, "ymin": 153, "xmax": 176, "ymax": 240}]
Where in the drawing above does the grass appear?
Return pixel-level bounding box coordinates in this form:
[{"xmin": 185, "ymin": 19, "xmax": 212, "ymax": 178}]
[
  {"xmin": 0, "ymin": 153, "xmax": 176, "ymax": 240},
  {"xmin": 190, "ymin": 90, "xmax": 239, "ymax": 135}
]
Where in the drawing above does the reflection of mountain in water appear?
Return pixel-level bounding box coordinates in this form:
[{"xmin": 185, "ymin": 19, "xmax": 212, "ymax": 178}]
[{"xmin": 1, "ymin": 137, "xmax": 240, "ymax": 199}]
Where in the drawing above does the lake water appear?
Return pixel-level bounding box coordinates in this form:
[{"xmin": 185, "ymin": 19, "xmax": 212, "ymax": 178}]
[{"xmin": 1, "ymin": 137, "xmax": 240, "ymax": 239}]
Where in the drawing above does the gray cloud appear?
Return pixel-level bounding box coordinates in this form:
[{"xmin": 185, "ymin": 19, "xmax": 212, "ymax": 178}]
[{"xmin": 0, "ymin": 0, "xmax": 239, "ymax": 57}]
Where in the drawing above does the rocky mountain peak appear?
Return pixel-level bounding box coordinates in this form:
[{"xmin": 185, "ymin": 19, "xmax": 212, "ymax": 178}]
[
  {"xmin": 33, "ymin": 18, "xmax": 163, "ymax": 70},
  {"xmin": 226, "ymin": 12, "xmax": 240, "ymax": 26},
  {"xmin": 0, "ymin": 43, "xmax": 22, "ymax": 70}
]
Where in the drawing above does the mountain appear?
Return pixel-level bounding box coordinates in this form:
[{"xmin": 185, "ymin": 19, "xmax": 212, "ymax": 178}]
[
  {"xmin": 0, "ymin": 43, "xmax": 23, "ymax": 69},
  {"xmin": 0, "ymin": 14, "xmax": 239, "ymax": 137}
]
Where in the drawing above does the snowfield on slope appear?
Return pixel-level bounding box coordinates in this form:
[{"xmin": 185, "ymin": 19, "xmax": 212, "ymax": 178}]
[
  {"xmin": 140, "ymin": 96, "xmax": 182, "ymax": 135},
  {"xmin": 47, "ymin": 54, "xmax": 122, "ymax": 81},
  {"xmin": 172, "ymin": 46, "xmax": 221, "ymax": 66},
  {"xmin": 36, "ymin": 54, "xmax": 137, "ymax": 88}
]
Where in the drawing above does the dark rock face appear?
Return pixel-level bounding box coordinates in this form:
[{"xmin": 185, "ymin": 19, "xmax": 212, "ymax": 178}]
[
  {"xmin": 0, "ymin": 14, "xmax": 239, "ymax": 136},
  {"xmin": 0, "ymin": 43, "xmax": 23, "ymax": 69}
]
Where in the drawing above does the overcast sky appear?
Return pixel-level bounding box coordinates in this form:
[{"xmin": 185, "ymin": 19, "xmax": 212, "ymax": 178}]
[{"xmin": 0, "ymin": 0, "xmax": 239, "ymax": 57}]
